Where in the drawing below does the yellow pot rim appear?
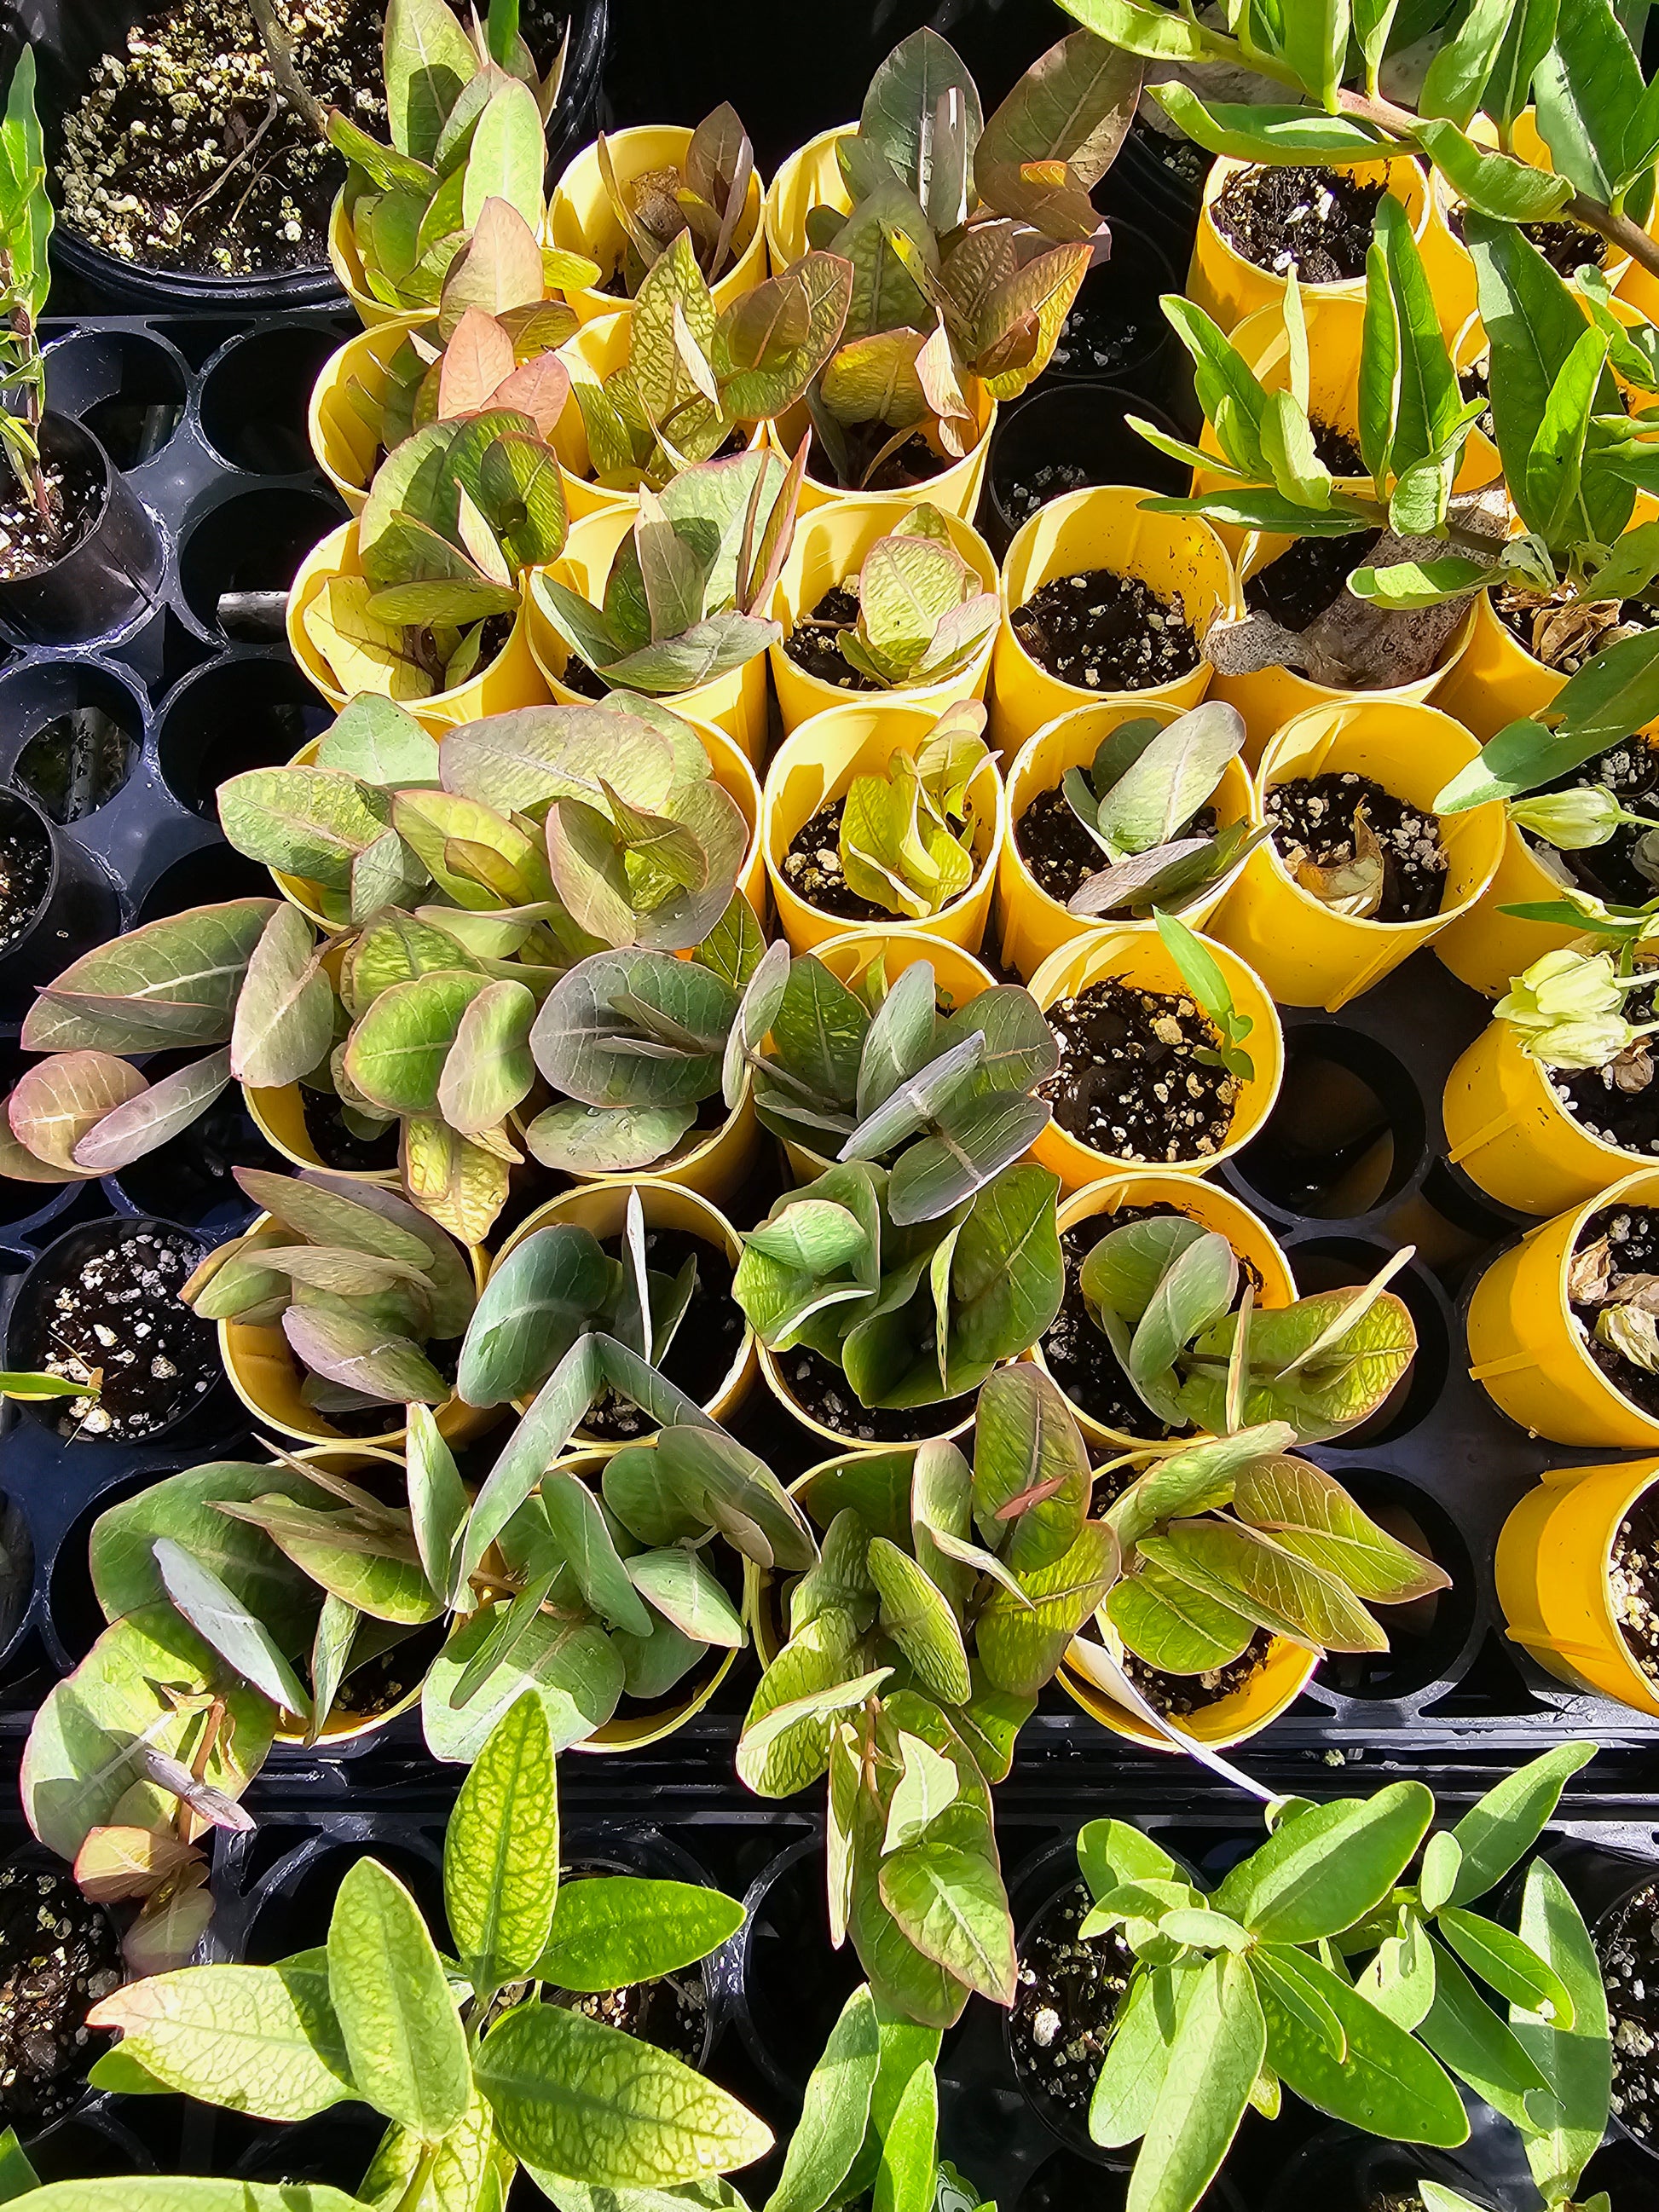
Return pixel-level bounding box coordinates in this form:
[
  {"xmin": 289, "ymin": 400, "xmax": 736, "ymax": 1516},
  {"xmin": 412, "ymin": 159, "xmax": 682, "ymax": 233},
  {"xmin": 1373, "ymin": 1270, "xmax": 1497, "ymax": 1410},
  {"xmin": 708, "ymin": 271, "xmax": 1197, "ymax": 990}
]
[
  {"xmin": 1057, "ymin": 1632, "xmax": 1318, "ymax": 1750},
  {"xmin": 755, "ymin": 1338, "xmax": 977, "ymax": 1450},
  {"xmin": 1539, "ymin": 1171, "xmax": 1659, "ymax": 1441},
  {"xmin": 1200, "ymin": 151, "xmax": 1431, "ymax": 295}
]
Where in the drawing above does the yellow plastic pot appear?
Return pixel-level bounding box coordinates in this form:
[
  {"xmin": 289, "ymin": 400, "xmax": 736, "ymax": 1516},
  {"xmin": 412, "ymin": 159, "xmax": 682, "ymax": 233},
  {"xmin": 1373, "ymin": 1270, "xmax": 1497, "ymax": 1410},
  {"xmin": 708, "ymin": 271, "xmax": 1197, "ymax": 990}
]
[
  {"xmin": 220, "ymin": 1216, "xmax": 495, "ymax": 1450},
  {"xmin": 997, "ymin": 701, "xmax": 1257, "ymax": 983},
  {"xmin": 1211, "ymin": 533, "xmax": 1478, "ymax": 766},
  {"xmin": 1187, "ymin": 153, "xmax": 1430, "ymax": 335},
  {"xmin": 1026, "ymin": 929, "xmax": 1284, "ymax": 1192},
  {"xmin": 1433, "ymin": 814, "xmax": 1593, "ymax": 1000},
  {"xmin": 755, "ymin": 1338, "xmax": 976, "ymax": 1452},
  {"xmin": 309, "ymin": 323, "xmax": 411, "ymax": 515},
  {"xmin": 1495, "ymin": 1456, "xmax": 1659, "ymax": 1718},
  {"xmin": 243, "ymin": 1083, "xmax": 400, "ymax": 1186},
  {"xmin": 288, "ymin": 521, "xmax": 552, "ymax": 732},
  {"xmin": 1431, "ymin": 582, "xmax": 1569, "ymax": 745},
  {"xmin": 1059, "ymin": 1623, "xmax": 1317, "ymax": 1751},
  {"xmin": 328, "ymin": 193, "xmax": 426, "ymax": 332},
  {"xmin": 1465, "ymin": 1167, "xmax": 1659, "ymax": 1447},
  {"xmin": 526, "ymin": 505, "xmax": 769, "ymax": 765},
  {"xmin": 769, "ymin": 497, "xmax": 998, "ymax": 735},
  {"xmin": 1208, "ymin": 699, "xmax": 1506, "ymax": 1011},
  {"xmin": 1030, "ymin": 1172, "xmax": 1296, "ymax": 1453},
  {"xmin": 1443, "ymin": 1013, "xmax": 1659, "ymax": 1216},
  {"xmin": 549, "ymin": 127, "xmax": 767, "ymax": 326},
  {"xmin": 768, "ymin": 380, "xmax": 997, "ymax": 525},
  {"xmin": 762, "ymin": 699, "xmax": 1007, "ymax": 955},
  {"xmin": 991, "ymin": 488, "xmax": 1238, "ymax": 755},
  {"xmin": 764, "ymin": 124, "xmax": 855, "ymax": 274},
  {"xmin": 1451, "ymin": 313, "xmax": 1500, "ymax": 488},
  {"xmin": 773, "ymin": 929, "xmax": 998, "ymax": 1187},
  {"xmin": 488, "ymin": 1179, "xmax": 756, "ymax": 1441}
]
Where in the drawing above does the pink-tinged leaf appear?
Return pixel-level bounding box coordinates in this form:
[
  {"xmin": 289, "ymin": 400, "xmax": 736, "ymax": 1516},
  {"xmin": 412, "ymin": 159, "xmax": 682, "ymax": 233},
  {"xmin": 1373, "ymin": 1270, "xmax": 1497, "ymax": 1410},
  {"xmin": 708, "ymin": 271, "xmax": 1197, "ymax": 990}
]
[
  {"xmin": 439, "ymin": 194, "xmax": 549, "ymax": 337},
  {"xmin": 282, "ymin": 1304, "xmax": 450, "ymax": 1405},
  {"xmin": 0, "ymin": 1100, "xmax": 92, "ymax": 1183},
  {"xmin": 72, "ymin": 1048, "xmax": 233, "ymax": 1173},
  {"xmin": 9, "ymin": 1051, "xmax": 146, "ymax": 1170},
  {"xmin": 972, "ymin": 243, "xmax": 1092, "ymax": 399},
  {"xmin": 994, "ymin": 1472, "xmax": 1071, "ymax": 1522},
  {"xmin": 75, "ymin": 1823, "xmax": 202, "ymax": 1904},
  {"xmin": 673, "ymin": 299, "xmax": 720, "ymax": 403},
  {"xmin": 490, "ymin": 348, "xmax": 572, "ymax": 436},
  {"xmin": 976, "ymin": 31, "xmax": 1142, "ymax": 192},
  {"xmin": 740, "ymin": 430, "xmax": 810, "ymax": 616},
  {"xmin": 975, "ymin": 156, "xmax": 1106, "ymax": 244},
  {"xmin": 134, "ymin": 1743, "xmax": 257, "ymax": 1833},
  {"xmin": 230, "ymin": 903, "xmax": 335, "ymax": 1093},
  {"xmin": 439, "ymin": 307, "xmax": 517, "ymax": 419},
  {"xmin": 123, "ymin": 1871, "xmax": 215, "ymax": 1977}
]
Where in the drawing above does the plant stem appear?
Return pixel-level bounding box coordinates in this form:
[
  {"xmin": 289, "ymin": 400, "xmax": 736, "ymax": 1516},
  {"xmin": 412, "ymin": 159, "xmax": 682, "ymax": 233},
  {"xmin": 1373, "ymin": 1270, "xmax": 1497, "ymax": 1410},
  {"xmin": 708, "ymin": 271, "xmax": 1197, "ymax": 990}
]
[
  {"xmin": 392, "ymin": 2141, "xmax": 440, "ymax": 2212},
  {"xmin": 246, "ymin": 0, "xmax": 331, "ymax": 141}
]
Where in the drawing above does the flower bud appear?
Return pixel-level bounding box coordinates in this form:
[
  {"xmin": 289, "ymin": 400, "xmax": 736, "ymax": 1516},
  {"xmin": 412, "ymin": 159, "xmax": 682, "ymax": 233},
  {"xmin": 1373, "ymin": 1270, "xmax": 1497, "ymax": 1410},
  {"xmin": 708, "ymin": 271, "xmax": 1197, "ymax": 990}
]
[
  {"xmin": 1496, "ymin": 949, "xmax": 1624, "ymax": 1036},
  {"xmin": 1519, "ymin": 1014, "xmax": 1636, "ymax": 1068},
  {"xmin": 1509, "ymin": 784, "xmax": 1627, "ymax": 849}
]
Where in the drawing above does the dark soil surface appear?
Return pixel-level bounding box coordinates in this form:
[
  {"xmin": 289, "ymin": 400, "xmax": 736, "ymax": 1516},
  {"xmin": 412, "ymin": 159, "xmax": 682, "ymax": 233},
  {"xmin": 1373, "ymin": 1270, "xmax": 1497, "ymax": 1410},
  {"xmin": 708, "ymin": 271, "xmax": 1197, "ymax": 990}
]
[
  {"xmin": 824, "ymin": 428, "xmax": 950, "ymax": 494},
  {"xmin": 329, "ymin": 1617, "xmax": 447, "ymax": 1724},
  {"xmin": 1519, "ymin": 737, "xmax": 1659, "ymax": 904},
  {"xmin": 1041, "ymin": 1213, "xmax": 1191, "ymax": 1441},
  {"xmin": 1266, "ymin": 771, "xmax": 1448, "ymax": 923},
  {"xmin": 776, "ymin": 1341, "xmax": 977, "ymax": 1444},
  {"xmin": 0, "ymin": 1864, "xmax": 121, "ymax": 2122},
  {"xmin": 21, "ymin": 1224, "xmax": 216, "ymax": 1440},
  {"xmin": 1120, "ymin": 1629, "xmax": 1274, "ymax": 1718},
  {"xmin": 58, "ymin": 0, "xmax": 570, "ymax": 278},
  {"xmin": 1611, "ymin": 1488, "xmax": 1659, "ymax": 1689},
  {"xmin": 1009, "ymin": 1879, "xmax": 1133, "ymax": 2122},
  {"xmin": 1458, "ymin": 358, "xmax": 1495, "ymax": 444},
  {"xmin": 1497, "ymin": 580, "xmax": 1659, "ymax": 677},
  {"xmin": 1212, "ymin": 165, "xmax": 1386, "ymax": 282},
  {"xmin": 1049, "ymin": 293, "xmax": 1153, "ymax": 379},
  {"xmin": 1011, "ymin": 569, "xmax": 1199, "ymax": 691},
  {"xmin": 782, "ymin": 585, "xmax": 877, "ymax": 692},
  {"xmin": 1016, "ymin": 784, "xmax": 1217, "ymax": 910},
  {"xmin": 1133, "ymin": 118, "xmax": 1213, "ymax": 192},
  {"xmin": 301, "ymin": 1089, "xmax": 399, "ymax": 1175},
  {"xmin": 0, "ymin": 811, "xmax": 51, "ymax": 954},
  {"xmin": 1571, "ymin": 1204, "xmax": 1659, "ymax": 1420},
  {"xmin": 580, "ymin": 1225, "xmax": 743, "ymax": 1441},
  {"xmin": 1246, "ymin": 528, "xmax": 1382, "ymax": 632},
  {"xmin": 1552, "ymin": 980, "xmax": 1659, "ymax": 1157},
  {"xmin": 1311, "ymin": 418, "xmax": 1365, "ymax": 476},
  {"xmin": 0, "ymin": 454, "xmax": 99, "ymax": 584},
  {"xmin": 558, "ymin": 653, "xmax": 612, "ymax": 701},
  {"xmin": 1038, "ymin": 976, "xmax": 1240, "ymax": 1163},
  {"xmin": 1599, "ymin": 1879, "xmax": 1659, "ymax": 2142},
  {"xmin": 1448, "ymin": 203, "xmax": 1607, "ymax": 279},
  {"xmin": 999, "ymin": 460, "xmax": 1095, "ymax": 529}
]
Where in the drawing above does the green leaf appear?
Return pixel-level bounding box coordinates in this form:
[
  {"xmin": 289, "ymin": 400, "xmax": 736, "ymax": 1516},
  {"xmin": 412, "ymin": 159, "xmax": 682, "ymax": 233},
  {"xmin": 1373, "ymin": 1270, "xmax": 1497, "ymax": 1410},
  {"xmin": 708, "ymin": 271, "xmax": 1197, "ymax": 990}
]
[
  {"xmin": 866, "ymin": 1538, "xmax": 971, "ymax": 1705},
  {"xmin": 230, "ymin": 904, "xmax": 335, "ymax": 1092},
  {"xmin": 445, "ymin": 1691, "xmax": 561, "ymax": 1995},
  {"xmin": 625, "ymin": 1548, "xmax": 745, "ymax": 1649},
  {"xmin": 1357, "ymin": 1909, "xmax": 1437, "ymax": 2032},
  {"xmin": 1213, "ymin": 1784, "xmax": 1435, "ymax": 1942},
  {"xmin": 1533, "ymin": 0, "xmax": 1645, "ymax": 206},
  {"xmin": 21, "ymin": 898, "xmax": 277, "ymax": 1054},
  {"xmin": 1088, "ymin": 1965, "xmax": 1181, "ymax": 2148},
  {"xmin": 423, "ymin": 1604, "xmax": 623, "ymax": 1761},
  {"xmin": 0, "ymin": 2132, "xmax": 35, "ymax": 2204},
  {"xmin": 1230, "ymin": 1456, "xmax": 1448, "ymax": 1603},
  {"xmin": 1130, "ymin": 1953, "xmax": 1265, "ymax": 2212},
  {"xmin": 652, "ymin": 1424, "xmax": 818, "ymax": 1573},
  {"xmin": 458, "ymin": 1225, "xmax": 610, "ymax": 1407},
  {"xmin": 877, "ymin": 1840, "xmax": 1016, "ymax": 2007},
  {"xmin": 1105, "ymin": 1562, "xmax": 1256, "ymax": 1674},
  {"xmin": 218, "ymin": 769, "xmax": 392, "ymax": 888},
  {"xmin": 1420, "ymin": 0, "xmax": 1515, "ymax": 128},
  {"xmin": 84, "ymin": 1959, "xmax": 354, "ymax": 2121},
  {"xmin": 883, "ymin": 1728, "xmax": 962, "ymax": 1851},
  {"xmin": 90, "ymin": 1459, "xmax": 319, "ymax": 1647},
  {"xmin": 23, "ymin": 2184, "xmax": 365, "ymax": 2211},
  {"xmin": 1139, "ymin": 1521, "xmax": 1387, "ymax": 1655},
  {"xmin": 969, "ymin": 1362, "xmax": 1091, "ymax": 1573},
  {"xmin": 346, "ymin": 967, "xmax": 490, "ymax": 1115},
  {"xmin": 1418, "ymin": 1937, "xmax": 1548, "ymax": 2130},
  {"xmin": 328, "ymin": 1857, "xmax": 470, "ymax": 2137},
  {"xmin": 476, "ymin": 2003, "xmax": 772, "ymax": 2184},
  {"xmin": 1447, "ymin": 1744, "xmax": 1598, "ymax": 1906},
  {"xmin": 358, "ymin": 2086, "xmax": 500, "ymax": 2212},
  {"xmin": 1256, "ymin": 1949, "xmax": 1470, "ymax": 2146},
  {"xmin": 1511, "ymin": 1861, "xmax": 1611, "ymax": 2203},
  {"xmin": 540, "ymin": 1468, "xmax": 654, "ymax": 1636},
  {"xmin": 1249, "ymin": 1946, "xmax": 1346, "ymax": 2060},
  {"xmin": 765, "ymin": 1985, "xmax": 879, "ymax": 2212},
  {"xmin": 873, "ymin": 2057, "xmax": 937, "ymax": 2212},
  {"xmin": 737, "ymin": 1632, "xmax": 890, "ymax": 1799},
  {"xmin": 535, "ymin": 1876, "xmax": 744, "ymax": 1992},
  {"xmin": 406, "ymin": 1404, "xmax": 470, "ymax": 1603},
  {"xmin": 384, "ymin": 0, "xmax": 479, "ymax": 160},
  {"xmin": 153, "ymin": 1539, "xmax": 310, "ymax": 1724},
  {"xmin": 1439, "ymin": 1906, "xmax": 1575, "ymax": 2025},
  {"xmin": 975, "ymin": 1521, "xmax": 1119, "ymax": 1697},
  {"xmin": 1078, "ymin": 1821, "xmax": 1180, "ymax": 1902}
]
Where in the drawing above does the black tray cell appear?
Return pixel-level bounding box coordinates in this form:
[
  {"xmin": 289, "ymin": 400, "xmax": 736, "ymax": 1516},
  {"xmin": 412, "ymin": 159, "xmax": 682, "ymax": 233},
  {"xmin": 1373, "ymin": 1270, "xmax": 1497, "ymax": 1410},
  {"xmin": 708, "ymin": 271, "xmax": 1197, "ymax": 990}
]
[
  {"xmin": 1308, "ymin": 1468, "xmax": 1479, "ymax": 1704},
  {"xmin": 231, "ymin": 2107, "xmax": 384, "ymax": 2195},
  {"xmin": 157, "ymin": 652, "xmax": 332, "ymax": 817},
  {"xmin": 105, "ymin": 1069, "xmax": 275, "ymax": 1238},
  {"xmin": 43, "ymin": 1462, "xmax": 171, "ymax": 1674},
  {"xmin": 0, "ymin": 783, "xmax": 123, "ymax": 1022},
  {"xmin": 43, "ymin": 327, "xmax": 188, "ymax": 475},
  {"xmin": 0, "ymin": 1484, "xmax": 35, "ymax": 1671},
  {"xmin": 24, "ymin": 2105, "xmax": 158, "ymax": 2181},
  {"xmin": 734, "ymin": 1835, "xmax": 863, "ymax": 2101},
  {"xmin": 1230, "ymin": 1025, "xmax": 1426, "ymax": 1223},
  {"xmin": 135, "ymin": 841, "xmax": 277, "ymax": 921},
  {"xmin": 178, "ymin": 487, "xmax": 344, "ymax": 647},
  {"xmin": 1, "ymin": 659, "xmax": 142, "ymax": 824},
  {"xmin": 241, "ymin": 1834, "xmax": 451, "ymax": 1967},
  {"xmin": 980, "ymin": 384, "xmax": 1187, "ymax": 559},
  {"xmin": 199, "ymin": 327, "xmax": 343, "ymax": 478}
]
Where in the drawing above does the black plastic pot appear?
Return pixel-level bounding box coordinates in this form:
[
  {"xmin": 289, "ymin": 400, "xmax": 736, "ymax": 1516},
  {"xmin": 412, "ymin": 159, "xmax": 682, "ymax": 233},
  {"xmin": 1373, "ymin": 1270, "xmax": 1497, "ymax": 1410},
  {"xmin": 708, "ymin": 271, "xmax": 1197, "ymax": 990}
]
[
  {"xmin": 1260, "ymin": 2123, "xmax": 1517, "ymax": 2212},
  {"xmin": 980, "ymin": 383, "xmax": 1189, "ymax": 560},
  {"xmin": 1096, "ymin": 115, "xmax": 1214, "ymax": 272},
  {"xmin": 732, "ymin": 1834, "xmax": 864, "ymax": 2099},
  {"xmin": 1038, "ymin": 222, "xmax": 1177, "ymax": 396},
  {"xmin": 0, "ymin": 413, "xmax": 163, "ymax": 648},
  {"xmin": 0, "ymin": 781, "xmax": 120, "ymax": 1019}
]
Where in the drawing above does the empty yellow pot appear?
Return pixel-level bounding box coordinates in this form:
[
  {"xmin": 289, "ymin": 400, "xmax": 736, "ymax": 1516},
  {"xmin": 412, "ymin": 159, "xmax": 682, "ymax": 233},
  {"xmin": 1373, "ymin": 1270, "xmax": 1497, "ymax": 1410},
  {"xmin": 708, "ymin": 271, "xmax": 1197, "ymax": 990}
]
[
  {"xmin": 1466, "ymin": 1167, "xmax": 1659, "ymax": 1447},
  {"xmin": 1208, "ymin": 698, "xmax": 1506, "ymax": 1010},
  {"xmin": 764, "ymin": 124, "xmax": 855, "ymax": 273},
  {"xmin": 549, "ymin": 126, "xmax": 766, "ymax": 326},
  {"xmin": 991, "ymin": 487, "xmax": 1238, "ymax": 754},
  {"xmin": 1026, "ymin": 929, "xmax": 1284, "ymax": 1192},
  {"xmin": 220, "ymin": 1216, "xmax": 495, "ymax": 1450},
  {"xmin": 1495, "ymin": 1456, "xmax": 1659, "ymax": 1718},
  {"xmin": 1187, "ymin": 153, "xmax": 1431, "ymax": 335},
  {"xmin": 526, "ymin": 505, "xmax": 769, "ymax": 764},
  {"xmin": 1030, "ymin": 1171, "xmax": 1296, "ymax": 1453},
  {"xmin": 288, "ymin": 521, "xmax": 552, "ymax": 732},
  {"xmin": 488, "ymin": 1179, "xmax": 757, "ymax": 1439},
  {"xmin": 1060, "ymin": 1623, "xmax": 1318, "ymax": 1752},
  {"xmin": 773, "ymin": 929, "xmax": 998, "ymax": 1187},
  {"xmin": 1443, "ymin": 1012, "xmax": 1659, "ymax": 1216},
  {"xmin": 761, "ymin": 698, "xmax": 1006, "ymax": 955},
  {"xmin": 997, "ymin": 701, "xmax": 1257, "ymax": 983},
  {"xmin": 309, "ymin": 323, "xmax": 412, "ymax": 515},
  {"xmin": 1211, "ymin": 533, "xmax": 1479, "ymax": 765},
  {"xmin": 769, "ymin": 497, "xmax": 998, "ymax": 735},
  {"xmin": 768, "ymin": 380, "xmax": 997, "ymax": 525}
]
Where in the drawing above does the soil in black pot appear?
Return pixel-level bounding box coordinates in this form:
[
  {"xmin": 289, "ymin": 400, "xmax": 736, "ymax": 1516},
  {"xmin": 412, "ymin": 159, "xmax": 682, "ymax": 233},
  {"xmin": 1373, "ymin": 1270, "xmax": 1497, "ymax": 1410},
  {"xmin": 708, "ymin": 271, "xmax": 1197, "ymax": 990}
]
[
  {"xmin": 301, "ymin": 1088, "xmax": 400, "ymax": 1175},
  {"xmin": 1448, "ymin": 202, "xmax": 1606, "ymax": 280},
  {"xmin": 1610, "ymin": 1488, "xmax": 1659, "ymax": 1689},
  {"xmin": 1520, "ymin": 736, "xmax": 1659, "ymax": 904},
  {"xmin": 1016, "ymin": 786, "xmax": 1217, "ymax": 910},
  {"xmin": 1049, "ymin": 293, "xmax": 1152, "ymax": 380},
  {"xmin": 0, "ymin": 806, "xmax": 52, "ymax": 956},
  {"xmin": 1001, "ymin": 461, "xmax": 1096, "ymax": 530},
  {"xmin": 1599, "ymin": 1879, "xmax": 1659, "ymax": 2142},
  {"xmin": 783, "ymin": 586, "xmax": 879, "ymax": 692},
  {"xmin": 545, "ymin": 1868, "xmax": 708, "ymax": 2065},
  {"xmin": 580, "ymin": 1225, "xmax": 743, "ymax": 1441},
  {"xmin": 1494, "ymin": 580, "xmax": 1659, "ymax": 675},
  {"xmin": 781, "ymin": 797, "xmax": 973, "ymax": 924},
  {"xmin": 1265, "ymin": 772, "xmax": 1448, "ymax": 923},
  {"xmin": 0, "ymin": 452, "xmax": 101, "ymax": 583},
  {"xmin": 1569, "ymin": 1204, "xmax": 1659, "ymax": 1421},
  {"xmin": 20, "ymin": 1224, "xmax": 217, "ymax": 1440},
  {"xmin": 1009, "ymin": 1878, "xmax": 1134, "ymax": 2121},
  {"xmin": 1130, "ymin": 118, "xmax": 1214, "ymax": 193},
  {"xmin": 1211, "ymin": 165, "xmax": 1385, "ymax": 283},
  {"xmin": 1039, "ymin": 1209, "xmax": 1197, "ymax": 1440},
  {"xmin": 1038, "ymin": 976, "xmax": 1240, "ymax": 1162},
  {"xmin": 0, "ymin": 1863, "xmax": 122, "ymax": 2122},
  {"xmin": 743, "ymin": 1845, "xmax": 864, "ymax": 2087},
  {"xmin": 1245, "ymin": 528, "xmax": 1383, "ymax": 633},
  {"xmin": 777, "ymin": 1342, "xmax": 978, "ymax": 1445},
  {"xmin": 1011, "ymin": 571, "xmax": 1199, "ymax": 692},
  {"xmin": 1550, "ymin": 979, "xmax": 1659, "ymax": 1157}
]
